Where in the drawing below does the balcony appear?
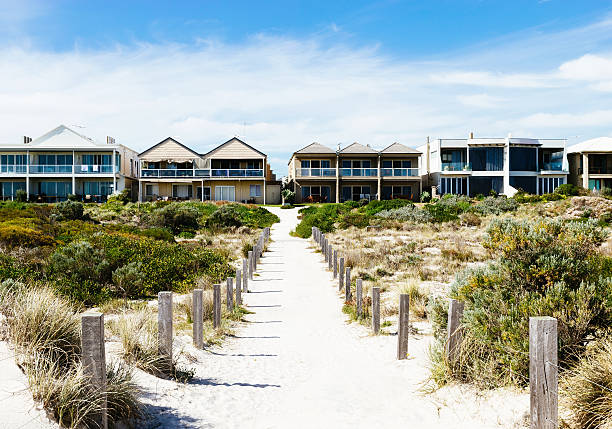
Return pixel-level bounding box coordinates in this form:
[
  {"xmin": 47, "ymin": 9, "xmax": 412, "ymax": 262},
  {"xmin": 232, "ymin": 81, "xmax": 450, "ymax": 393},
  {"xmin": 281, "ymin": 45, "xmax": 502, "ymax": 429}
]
[
  {"xmin": 588, "ymin": 167, "xmax": 612, "ymax": 175},
  {"xmin": 0, "ymin": 165, "xmax": 27, "ymax": 174},
  {"xmin": 298, "ymin": 168, "xmax": 336, "ymax": 177},
  {"xmin": 140, "ymin": 168, "xmax": 264, "ymax": 178},
  {"xmin": 340, "ymin": 168, "xmax": 378, "ymax": 177},
  {"xmin": 441, "ymin": 162, "xmax": 472, "ymax": 172},
  {"xmin": 74, "ymin": 165, "xmax": 117, "ymax": 174},
  {"xmin": 540, "ymin": 162, "xmax": 564, "ymax": 172},
  {"xmin": 381, "ymin": 168, "xmax": 419, "ymax": 177},
  {"xmin": 29, "ymin": 165, "xmax": 73, "ymax": 174}
]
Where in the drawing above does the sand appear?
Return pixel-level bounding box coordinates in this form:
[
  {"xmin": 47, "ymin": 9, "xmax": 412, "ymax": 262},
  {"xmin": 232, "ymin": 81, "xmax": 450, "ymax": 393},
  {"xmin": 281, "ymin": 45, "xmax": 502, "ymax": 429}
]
[{"xmin": 137, "ymin": 207, "xmax": 529, "ymax": 429}]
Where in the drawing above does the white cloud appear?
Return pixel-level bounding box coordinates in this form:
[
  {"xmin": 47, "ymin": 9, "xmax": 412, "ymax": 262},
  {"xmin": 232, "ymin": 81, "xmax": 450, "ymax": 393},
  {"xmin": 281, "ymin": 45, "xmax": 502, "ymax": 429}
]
[{"xmin": 456, "ymin": 93, "xmax": 506, "ymax": 108}]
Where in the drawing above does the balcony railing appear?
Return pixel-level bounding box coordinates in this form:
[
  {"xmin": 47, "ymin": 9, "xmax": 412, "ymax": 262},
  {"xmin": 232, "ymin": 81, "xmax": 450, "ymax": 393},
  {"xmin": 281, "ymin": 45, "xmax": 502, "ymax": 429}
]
[
  {"xmin": 381, "ymin": 168, "xmax": 420, "ymax": 177},
  {"xmin": 340, "ymin": 168, "xmax": 378, "ymax": 177},
  {"xmin": 588, "ymin": 167, "xmax": 612, "ymax": 174},
  {"xmin": 140, "ymin": 168, "xmax": 264, "ymax": 178},
  {"xmin": 540, "ymin": 162, "xmax": 564, "ymax": 172},
  {"xmin": 29, "ymin": 165, "xmax": 73, "ymax": 174},
  {"xmin": 441, "ymin": 162, "xmax": 472, "ymax": 172},
  {"xmin": 0, "ymin": 165, "xmax": 27, "ymax": 174},
  {"xmin": 298, "ymin": 168, "xmax": 336, "ymax": 177},
  {"xmin": 211, "ymin": 169, "xmax": 264, "ymax": 177},
  {"xmin": 74, "ymin": 165, "xmax": 117, "ymax": 174}
]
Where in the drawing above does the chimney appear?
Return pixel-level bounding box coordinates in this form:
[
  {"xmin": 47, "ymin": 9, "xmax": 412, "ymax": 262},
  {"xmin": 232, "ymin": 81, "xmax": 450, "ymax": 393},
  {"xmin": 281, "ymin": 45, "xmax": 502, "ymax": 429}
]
[
  {"xmin": 23, "ymin": 136, "xmax": 32, "ymax": 144},
  {"xmin": 469, "ymin": 132, "xmax": 474, "ymax": 139},
  {"xmin": 106, "ymin": 136, "xmax": 116, "ymax": 145}
]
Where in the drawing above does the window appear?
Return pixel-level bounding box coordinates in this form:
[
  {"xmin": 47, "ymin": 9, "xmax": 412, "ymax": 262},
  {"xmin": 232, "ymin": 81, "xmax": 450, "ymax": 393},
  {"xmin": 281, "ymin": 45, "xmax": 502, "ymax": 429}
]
[
  {"xmin": 469, "ymin": 147, "xmax": 503, "ymax": 171},
  {"xmin": 510, "ymin": 176, "xmax": 537, "ymax": 194},
  {"xmin": 250, "ymin": 185, "xmax": 262, "ymax": 197},
  {"xmin": 197, "ymin": 187, "xmax": 211, "ymax": 201},
  {"xmin": 82, "ymin": 154, "xmax": 112, "ymax": 165},
  {"xmin": 538, "ymin": 177, "xmax": 565, "ymax": 194},
  {"xmin": 510, "ymin": 147, "xmax": 537, "ymax": 171},
  {"xmin": 215, "ymin": 186, "xmax": 235, "ymax": 201},
  {"xmin": 246, "ymin": 160, "xmax": 261, "ymax": 169},
  {"xmin": 469, "ymin": 177, "xmax": 503, "ymax": 196},
  {"xmin": 83, "ymin": 181, "xmax": 113, "ymax": 196},
  {"xmin": 301, "ymin": 160, "xmax": 311, "ymax": 168},
  {"xmin": 172, "ymin": 185, "xmax": 193, "ymax": 198},
  {"xmin": 301, "ymin": 186, "xmax": 331, "ymax": 202}
]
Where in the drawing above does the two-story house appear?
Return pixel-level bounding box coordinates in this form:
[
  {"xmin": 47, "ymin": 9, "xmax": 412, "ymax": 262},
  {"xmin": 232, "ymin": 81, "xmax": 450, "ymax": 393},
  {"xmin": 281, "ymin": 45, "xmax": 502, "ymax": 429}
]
[
  {"xmin": 138, "ymin": 137, "xmax": 280, "ymax": 204},
  {"xmin": 420, "ymin": 133, "xmax": 568, "ymax": 196},
  {"xmin": 567, "ymin": 137, "xmax": 612, "ymax": 191},
  {"xmin": 0, "ymin": 125, "xmax": 138, "ymax": 202},
  {"xmin": 287, "ymin": 142, "xmax": 421, "ymax": 203}
]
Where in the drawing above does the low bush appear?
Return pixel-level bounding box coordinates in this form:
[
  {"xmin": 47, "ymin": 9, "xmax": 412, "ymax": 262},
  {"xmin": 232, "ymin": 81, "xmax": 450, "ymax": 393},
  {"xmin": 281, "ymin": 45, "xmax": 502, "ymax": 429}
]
[
  {"xmin": 205, "ymin": 204, "xmax": 279, "ymax": 229},
  {"xmin": 473, "ymin": 196, "xmax": 518, "ymax": 215},
  {"xmin": 338, "ymin": 212, "xmax": 371, "ymax": 229},
  {"xmin": 140, "ymin": 227, "xmax": 175, "ymax": 242},
  {"xmin": 53, "ymin": 200, "xmax": 84, "ymax": 221},
  {"xmin": 0, "ymin": 224, "xmax": 56, "ymax": 247},
  {"xmin": 281, "ymin": 189, "xmax": 296, "ymax": 205},
  {"xmin": 376, "ymin": 205, "xmax": 433, "ymax": 223},
  {"xmin": 555, "ymin": 183, "xmax": 579, "ymax": 196},
  {"xmin": 153, "ymin": 202, "xmax": 200, "ymax": 233},
  {"xmin": 430, "ymin": 218, "xmax": 612, "ymax": 388},
  {"xmin": 360, "ymin": 199, "xmax": 413, "ymax": 216},
  {"xmin": 293, "ymin": 203, "xmax": 352, "ymax": 237}
]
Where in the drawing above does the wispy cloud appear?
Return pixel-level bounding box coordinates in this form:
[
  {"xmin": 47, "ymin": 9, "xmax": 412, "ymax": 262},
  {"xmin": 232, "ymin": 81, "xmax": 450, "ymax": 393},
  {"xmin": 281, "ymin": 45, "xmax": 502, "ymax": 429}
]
[{"xmin": 2, "ymin": 17, "xmax": 612, "ymax": 175}]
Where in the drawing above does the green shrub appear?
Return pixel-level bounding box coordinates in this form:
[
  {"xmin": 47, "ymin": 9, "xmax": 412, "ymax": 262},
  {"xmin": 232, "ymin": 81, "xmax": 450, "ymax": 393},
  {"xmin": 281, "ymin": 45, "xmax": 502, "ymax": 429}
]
[
  {"xmin": 420, "ymin": 191, "xmax": 431, "ymax": 203},
  {"xmin": 0, "ymin": 224, "xmax": 56, "ymax": 247},
  {"xmin": 242, "ymin": 242, "xmax": 253, "ymax": 257},
  {"xmin": 430, "ymin": 218, "xmax": 612, "ymax": 388},
  {"xmin": 107, "ymin": 189, "xmax": 131, "ymax": 205},
  {"xmin": 153, "ymin": 202, "xmax": 200, "ymax": 233},
  {"xmin": 376, "ymin": 205, "xmax": 433, "ymax": 223},
  {"xmin": 53, "ymin": 200, "xmax": 84, "ymax": 221},
  {"xmin": 177, "ymin": 231, "xmax": 196, "ymax": 239},
  {"xmin": 555, "ymin": 183, "xmax": 579, "ymax": 196},
  {"xmin": 473, "ymin": 196, "xmax": 518, "ymax": 215},
  {"xmin": 361, "ymin": 199, "xmax": 413, "ymax": 216},
  {"xmin": 112, "ymin": 262, "xmax": 144, "ymax": 299},
  {"xmin": 15, "ymin": 189, "xmax": 27, "ymax": 202},
  {"xmin": 140, "ymin": 227, "xmax": 174, "ymax": 242},
  {"xmin": 293, "ymin": 203, "xmax": 352, "ymax": 237},
  {"xmin": 205, "ymin": 204, "xmax": 243, "ymax": 228},
  {"xmin": 204, "ymin": 204, "xmax": 278, "ymax": 229},
  {"xmin": 339, "ymin": 212, "xmax": 371, "ymax": 229},
  {"xmin": 281, "ymin": 189, "xmax": 296, "ymax": 205}
]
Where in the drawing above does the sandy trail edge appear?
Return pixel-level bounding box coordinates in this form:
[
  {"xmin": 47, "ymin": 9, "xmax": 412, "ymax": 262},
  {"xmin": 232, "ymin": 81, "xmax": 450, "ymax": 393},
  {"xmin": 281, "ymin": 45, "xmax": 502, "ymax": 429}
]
[{"xmin": 137, "ymin": 207, "xmax": 529, "ymax": 429}]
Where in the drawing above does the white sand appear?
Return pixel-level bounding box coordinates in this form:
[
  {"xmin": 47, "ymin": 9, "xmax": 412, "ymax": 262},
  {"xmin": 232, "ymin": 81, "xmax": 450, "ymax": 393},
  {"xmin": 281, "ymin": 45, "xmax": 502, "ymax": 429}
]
[{"xmin": 137, "ymin": 207, "xmax": 529, "ymax": 429}]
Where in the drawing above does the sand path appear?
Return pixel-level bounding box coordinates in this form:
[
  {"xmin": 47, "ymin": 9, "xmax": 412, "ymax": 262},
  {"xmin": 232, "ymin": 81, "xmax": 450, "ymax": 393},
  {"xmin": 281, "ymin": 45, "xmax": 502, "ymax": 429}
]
[{"xmin": 140, "ymin": 207, "xmax": 528, "ymax": 428}]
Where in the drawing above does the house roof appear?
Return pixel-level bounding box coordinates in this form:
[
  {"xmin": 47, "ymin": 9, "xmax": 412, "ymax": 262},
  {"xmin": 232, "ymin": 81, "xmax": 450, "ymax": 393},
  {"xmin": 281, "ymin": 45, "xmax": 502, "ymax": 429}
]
[
  {"xmin": 139, "ymin": 137, "xmax": 202, "ymax": 162},
  {"xmin": 380, "ymin": 142, "xmax": 421, "ymax": 155},
  {"xmin": 293, "ymin": 142, "xmax": 336, "ymax": 155},
  {"xmin": 339, "ymin": 142, "xmax": 378, "ymax": 154},
  {"xmin": 0, "ymin": 124, "xmax": 115, "ymax": 150},
  {"xmin": 567, "ymin": 137, "xmax": 612, "ymax": 154},
  {"xmin": 201, "ymin": 137, "xmax": 266, "ymax": 159}
]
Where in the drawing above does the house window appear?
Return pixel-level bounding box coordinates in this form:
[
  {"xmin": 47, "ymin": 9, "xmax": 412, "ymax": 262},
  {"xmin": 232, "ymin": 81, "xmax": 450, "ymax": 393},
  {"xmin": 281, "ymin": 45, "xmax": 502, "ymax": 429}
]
[
  {"xmin": 341, "ymin": 185, "xmax": 371, "ymax": 201},
  {"xmin": 145, "ymin": 184, "xmax": 159, "ymax": 197},
  {"xmin": 250, "ymin": 184, "xmax": 262, "ymax": 197},
  {"xmin": 83, "ymin": 181, "xmax": 112, "ymax": 196},
  {"xmin": 301, "ymin": 186, "xmax": 330, "ymax": 202},
  {"xmin": 469, "ymin": 147, "xmax": 503, "ymax": 171},
  {"xmin": 172, "ymin": 185, "xmax": 193, "ymax": 199},
  {"xmin": 538, "ymin": 177, "xmax": 565, "ymax": 194},
  {"xmin": 215, "ymin": 186, "xmax": 235, "ymax": 201},
  {"xmin": 197, "ymin": 187, "xmax": 211, "ymax": 200}
]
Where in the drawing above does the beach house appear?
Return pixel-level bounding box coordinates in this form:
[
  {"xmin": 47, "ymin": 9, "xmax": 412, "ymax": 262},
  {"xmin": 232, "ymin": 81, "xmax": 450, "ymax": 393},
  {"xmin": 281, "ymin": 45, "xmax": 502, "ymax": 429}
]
[{"xmin": 567, "ymin": 137, "xmax": 612, "ymax": 191}]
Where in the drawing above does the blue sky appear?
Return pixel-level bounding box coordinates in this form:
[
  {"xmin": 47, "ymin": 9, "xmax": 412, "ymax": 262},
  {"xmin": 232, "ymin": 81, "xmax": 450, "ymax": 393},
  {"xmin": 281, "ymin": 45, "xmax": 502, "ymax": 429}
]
[{"xmin": 1, "ymin": 0, "xmax": 612, "ymax": 175}]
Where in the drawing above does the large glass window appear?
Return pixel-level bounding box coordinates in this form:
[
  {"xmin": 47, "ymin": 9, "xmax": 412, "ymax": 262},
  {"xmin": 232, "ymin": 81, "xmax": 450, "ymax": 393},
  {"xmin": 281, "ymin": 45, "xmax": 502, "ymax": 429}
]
[
  {"xmin": 250, "ymin": 184, "xmax": 262, "ymax": 197},
  {"xmin": 469, "ymin": 177, "xmax": 503, "ymax": 196},
  {"xmin": 510, "ymin": 147, "xmax": 537, "ymax": 171},
  {"xmin": 469, "ymin": 147, "xmax": 503, "ymax": 171},
  {"xmin": 510, "ymin": 176, "xmax": 537, "ymax": 194},
  {"xmin": 83, "ymin": 181, "xmax": 113, "ymax": 196},
  {"xmin": 215, "ymin": 186, "xmax": 235, "ymax": 201},
  {"xmin": 197, "ymin": 187, "xmax": 211, "ymax": 200},
  {"xmin": 440, "ymin": 177, "xmax": 468, "ymax": 195},
  {"xmin": 539, "ymin": 177, "xmax": 564, "ymax": 194},
  {"xmin": 172, "ymin": 185, "xmax": 193, "ymax": 198}
]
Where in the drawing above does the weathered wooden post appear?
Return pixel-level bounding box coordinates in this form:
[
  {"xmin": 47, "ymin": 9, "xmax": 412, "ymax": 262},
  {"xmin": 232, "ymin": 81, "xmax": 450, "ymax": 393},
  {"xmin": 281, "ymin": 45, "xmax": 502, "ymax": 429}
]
[
  {"xmin": 192, "ymin": 289, "xmax": 203, "ymax": 349},
  {"xmin": 530, "ymin": 317, "xmax": 558, "ymax": 429},
  {"xmin": 226, "ymin": 277, "xmax": 234, "ymax": 311},
  {"xmin": 333, "ymin": 250, "xmax": 338, "ymax": 279},
  {"xmin": 339, "ymin": 257, "xmax": 345, "ymax": 292},
  {"xmin": 397, "ymin": 294, "xmax": 410, "ymax": 360},
  {"xmin": 345, "ymin": 267, "xmax": 351, "ymax": 301},
  {"xmin": 242, "ymin": 259, "xmax": 248, "ymax": 292},
  {"xmin": 446, "ymin": 299, "xmax": 464, "ymax": 363},
  {"xmin": 81, "ymin": 312, "xmax": 107, "ymax": 429},
  {"xmin": 324, "ymin": 238, "xmax": 328, "ymax": 262},
  {"xmin": 213, "ymin": 284, "xmax": 221, "ymax": 329},
  {"xmin": 328, "ymin": 245, "xmax": 333, "ymax": 271},
  {"xmin": 235, "ymin": 271, "xmax": 242, "ymax": 306},
  {"xmin": 248, "ymin": 250, "xmax": 254, "ymax": 280},
  {"xmin": 356, "ymin": 279, "xmax": 363, "ymax": 318},
  {"xmin": 372, "ymin": 287, "xmax": 380, "ymax": 335},
  {"xmin": 158, "ymin": 291, "xmax": 173, "ymax": 370}
]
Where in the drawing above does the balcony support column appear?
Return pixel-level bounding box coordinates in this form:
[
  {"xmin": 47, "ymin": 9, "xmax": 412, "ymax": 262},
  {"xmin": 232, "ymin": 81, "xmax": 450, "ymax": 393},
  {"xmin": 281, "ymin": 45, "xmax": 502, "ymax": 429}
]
[
  {"xmin": 582, "ymin": 154, "xmax": 589, "ymax": 189},
  {"xmin": 112, "ymin": 149, "xmax": 117, "ymax": 195},
  {"xmin": 26, "ymin": 149, "xmax": 30, "ymax": 200},
  {"xmin": 263, "ymin": 158, "xmax": 267, "ymax": 205},
  {"xmin": 335, "ymin": 153, "xmax": 340, "ymax": 203},
  {"xmin": 72, "ymin": 150, "xmax": 76, "ymax": 197},
  {"xmin": 201, "ymin": 179, "xmax": 204, "ymax": 202},
  {"xmin": 377, "ymin": 155, "xmax": 381, "ymax": 200}
]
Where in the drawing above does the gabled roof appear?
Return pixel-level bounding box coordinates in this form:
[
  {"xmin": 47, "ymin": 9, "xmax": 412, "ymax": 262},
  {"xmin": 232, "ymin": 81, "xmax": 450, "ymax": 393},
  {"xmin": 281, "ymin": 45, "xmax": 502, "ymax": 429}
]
[
  {"xmin": 339, "ymin": 142, "xmax": 378, "ymax": 154},
  {"xmin": 139, "ymin": 137, "xmax": 201, "ymax": 157},
  {"xmin": 567, "ymin": 137, "xmax": 612, "ymax": 154},
  {"xmin": 293, "ymin": 142, "xmax": 336, "ymax": 155},
  {"xmin": 381, "ymin": 142, "xmax": 421, "ymax": 155},
  {"xmin": 0, "ymin": 124, "xmax": 112, "ymax": 150},
  {"xmin": 202, "ymin": 137, "xmax": 266, "ymax": 159}
]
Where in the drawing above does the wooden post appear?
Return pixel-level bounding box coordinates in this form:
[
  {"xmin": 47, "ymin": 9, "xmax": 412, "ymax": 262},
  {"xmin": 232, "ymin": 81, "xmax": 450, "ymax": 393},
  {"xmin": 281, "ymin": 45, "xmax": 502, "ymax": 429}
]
[
  {"xmin": 226, "ymin": 277, "xmax": 234, "ymax": 311},
  {"xmin": 158, "ymin": 291, "xmax": 173, "ymax": 370},
  {"xmin": 530, "ymin": 317, "xmax": 558, "ymax": 429},
  {"xmin": 236, "ymin": 270, "xmax": 242, "ymax": 306},
  {"xmin": 328, "ymin": 245, "xmax": 333, "ymax": 271},
  {"xmin": 81, "ymin": 312, "xmax": 107, "ymax": 429},
  {"xmin": 248, "ymin": 251, "xmax": 254, "ymax": 280},
  {"xmin": 372, "ymin": 287, "xmax": 380, "ymax": 335},
  {"xmin": 446, "ymin": 299, "xmax": 465, "ymax": 364},
  {"xmin": 192, "ymin": 289, "xmax": 203, "ymax": 349},
  {"xmin": 242, "ymin": 258, "xmax": 248, "ymax": 292},
  {"xmin": 397, "ymin": 294, "xmax": 409, "ymax": 360},
  {"xmin": 323, "ymin": 238, "xmax": 328, "ymax": 262},
  {"xmin": 213, "ymin": 284, "xmax": 221, "ymax": 329},
  {"xmin": 356, "ymin": 279, "xmax": 363, "ymax": 318},
  {"xmin": 339, "ymin": 257, "xmax": 345, "ymax": 292},
  {"xmin": 333, "ymin": 250, "xmax": 338, "ymax": 279},
  {"xmin": 345, "ymin": 267, "xmax": 351, "ymax": 301}
]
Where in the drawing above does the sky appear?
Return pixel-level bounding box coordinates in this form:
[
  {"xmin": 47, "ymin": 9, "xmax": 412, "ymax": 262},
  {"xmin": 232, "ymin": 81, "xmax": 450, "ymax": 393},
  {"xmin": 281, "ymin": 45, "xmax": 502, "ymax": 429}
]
[{"xmin": 1, "ymin": 0, "xmax": 612, "ymax": 176}]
